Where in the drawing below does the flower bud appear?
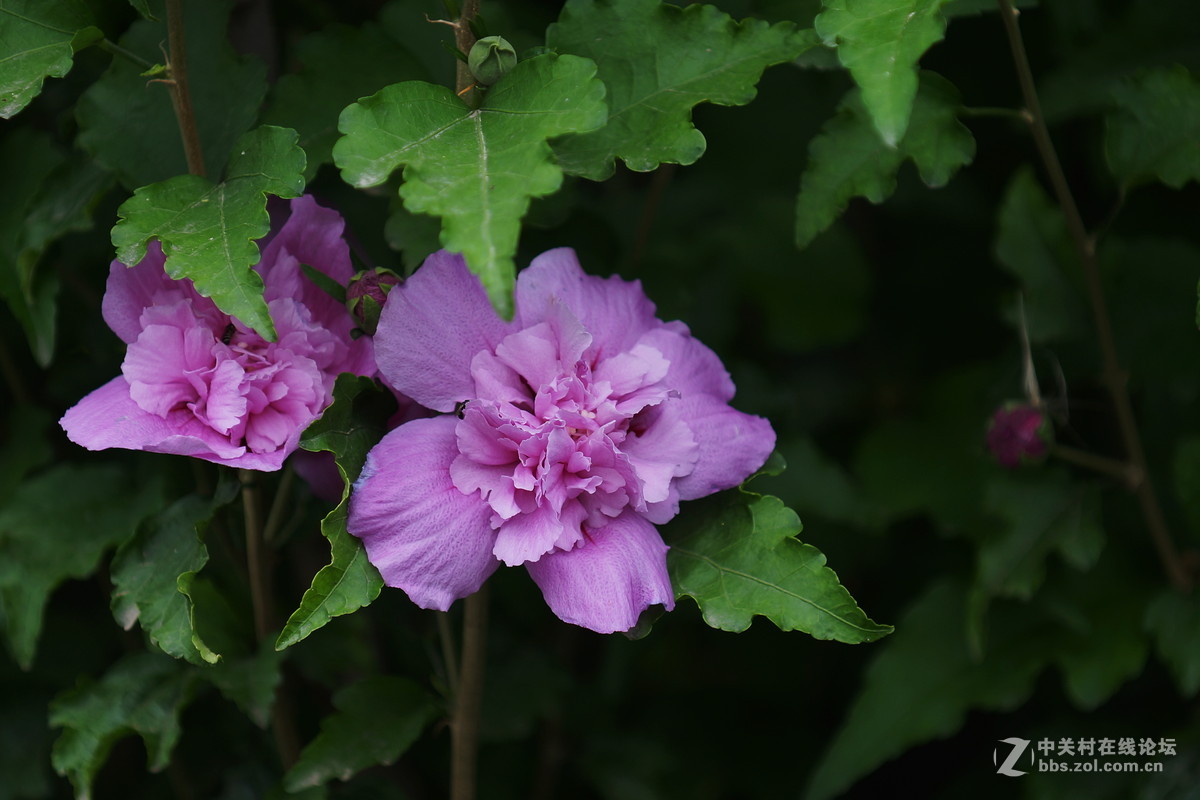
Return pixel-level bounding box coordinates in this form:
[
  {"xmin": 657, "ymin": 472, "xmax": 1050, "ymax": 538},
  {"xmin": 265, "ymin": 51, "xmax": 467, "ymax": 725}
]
[
  {"xmin": 468, "ymin": 36, "xmax": 518, "ymax": 86},
  {"xmin": 346, "ymin": 267, "xmax": 402, "ymax": 335},
  {"xmin": 986, "ymin": 403, "xmax": 1051, "ymax": 468}
]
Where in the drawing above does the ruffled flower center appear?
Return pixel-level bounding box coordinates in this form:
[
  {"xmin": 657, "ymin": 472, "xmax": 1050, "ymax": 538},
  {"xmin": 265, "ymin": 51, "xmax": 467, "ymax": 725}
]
[
  {"xmin": 449, "ymin": 313, "xmax": 699, "ymax": 567},
  {"xmin": 122, "ymin": 295, "xmax": 335, "ymax": 455}
]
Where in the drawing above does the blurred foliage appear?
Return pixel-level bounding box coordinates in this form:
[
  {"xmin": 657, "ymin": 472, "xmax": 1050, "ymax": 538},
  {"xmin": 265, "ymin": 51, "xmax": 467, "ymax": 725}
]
[{"xmin": 2, "ymin": 0, "xmax": 1200, "ymax": 797}]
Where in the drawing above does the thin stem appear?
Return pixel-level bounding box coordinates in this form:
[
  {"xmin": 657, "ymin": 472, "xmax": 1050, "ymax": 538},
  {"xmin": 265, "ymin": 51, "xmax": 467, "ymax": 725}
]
[
  {"xmin": 98, "ymin": 38, "xmax": 155, "ymax": 71},
  {"xmin": 238, "ymin": 469, "xmax": 300, "ymax": 770},
  {"xmin": 997, "ymin": 0, "xmax": 1191, "ymax": 591},
  {"xmin": 438, "ymin": 610, "xmax": 461, "ymax": 694},
  {"xmin": 239, "ymin": 469, "xmax": 271, "ymax": 643},
  {"xmin": 1051, "ymin": 444, "xmax": 1140, "ymax": 487},
  {"xmin": 450, "ymin": 587, "xmax": 489, "ymax": 800},
  {"xmin": 164, "ymin": 0, "xmax": 206, "ymax": 177},
  {"xmin": 261, "ymin": 464, "xmax": 295, "ymax": 546},
  {"xmin": 454, "ymin": 0, "xmax": 481, "ymax": 96}
]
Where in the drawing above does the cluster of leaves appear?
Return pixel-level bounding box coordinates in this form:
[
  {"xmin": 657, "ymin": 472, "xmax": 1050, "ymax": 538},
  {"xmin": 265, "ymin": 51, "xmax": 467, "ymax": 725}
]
[{"xmin": 3, "ymin": 0, "xmax": 1200, "ymax": 797}]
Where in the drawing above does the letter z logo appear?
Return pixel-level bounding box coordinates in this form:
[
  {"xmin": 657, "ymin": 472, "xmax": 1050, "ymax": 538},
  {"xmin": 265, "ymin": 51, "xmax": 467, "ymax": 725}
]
[{"xmin": 994, "ymin": 737, "xmax": 1032, "ymax": 777}]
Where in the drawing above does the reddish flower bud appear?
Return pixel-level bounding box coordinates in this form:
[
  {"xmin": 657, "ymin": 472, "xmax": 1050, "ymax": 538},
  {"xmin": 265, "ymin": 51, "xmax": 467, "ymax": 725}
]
[
  {"xmin": 346, "ymin": 267, "xmax": 402, "ymax": 335},
  {"xmin": 986, "ymin": 403, "xmax": 1051, "ymax": 468}
]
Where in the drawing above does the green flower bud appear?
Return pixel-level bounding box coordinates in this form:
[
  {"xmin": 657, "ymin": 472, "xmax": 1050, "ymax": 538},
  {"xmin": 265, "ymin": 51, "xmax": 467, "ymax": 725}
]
[
  {"xmin": 346, "ymin": 267, "xmax": 402, "ymax": 335},
  {"xmin": 468, "ymin": 36, "xmax": 518, "ymax": 86}
]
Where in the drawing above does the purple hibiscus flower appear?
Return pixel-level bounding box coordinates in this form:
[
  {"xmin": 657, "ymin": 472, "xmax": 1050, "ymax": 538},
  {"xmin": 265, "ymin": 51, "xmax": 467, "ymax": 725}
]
[
  {"xmin": 60, "ymin": 196, "xmax": 374, "ymax": 471},
  {"xmin": 348, "ymin": 248, "xmax": 776, "ymax": 633}
]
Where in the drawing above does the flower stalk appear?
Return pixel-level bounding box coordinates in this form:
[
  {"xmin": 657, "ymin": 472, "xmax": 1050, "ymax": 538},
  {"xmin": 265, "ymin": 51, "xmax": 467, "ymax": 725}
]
[
  {"xmin": 451, "ymin": 587, "xmax": 489, "ymax": 800},
  {"xmin": 996, "ymin": 0, "xmax": 1191, "ymax": 591}
]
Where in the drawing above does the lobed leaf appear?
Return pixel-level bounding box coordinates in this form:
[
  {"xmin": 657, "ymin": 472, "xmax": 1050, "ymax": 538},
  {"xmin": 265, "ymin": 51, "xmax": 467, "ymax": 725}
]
[
  {"xmin": 0, "ymin": 464, "xmax": 164, "ymax": 669},
  {"xmin": 277, "ymin": 376, "xmax": 396, "ymax": 650},
  {"xmin": 0, "ymin": 0, "xmax": 101, "ymax": 118},
  {"xmin": 1106, "ymin": 65, "xmax": 1200, "ymax": 189},
  {"xmin": 333, "ymin": 53, "xmax": 607, "ymax": 317},
  {"xmin": 815, "ymin": 0, "xmax": 955, "ymax": 146},
  {"xmin": 665, "ymin": 486, "xmax": 891, "ymax": 643},
  {"xmin": 110, "ymin": 125, "xmax": 307, "ymax": 341},
  {"xmin": 49, "ymin": 653, "xmax": 196, "ymax": 799},
  {"xmin": 547, "ymin": 0, "xmax": 814, "ymax": 180},
  {"xmin": 795, "ymin": 71, "xmax": 974, "ymax": 248},
  {"xmin": 284, "ymin": 676, "xmax": 438, "ymax": 791},
  {"xmin": 109, "ymin": 482, "xmax": 239, "ymax": 666},
  {"xmin": 75, "ymin": 0, "xmax": 265, "ymax": 188}
]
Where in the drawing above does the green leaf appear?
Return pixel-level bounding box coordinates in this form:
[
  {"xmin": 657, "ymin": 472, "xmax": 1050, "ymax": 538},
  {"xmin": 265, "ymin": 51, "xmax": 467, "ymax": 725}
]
[
  {"xmin": 264, "ymin": 22, "xmax": 427, "ymax": 181},
  {"xmin": 109, "ymin": 482, "xmax": 240, "ymax": 666},
  {"xmin": 1145, "ymin": 588, "xmax": 1200, "ymax": 697},
  {"xmin": 333, "ymin": 53, "xmax": 607, "ymax": 317},
  {"xmin": 0, "ymin": 127, "xmax": 109, "ymax": 365},
  {"xmin": 0, "ymin": 464, "xmax": 164, "ymax": 669},
  {"xmin": 665, "ymin": 487, "xmax": 891, "ymax": 642},
  {"xmin": 547, "ymin": 0, "xmax": 813, "ymax": 180},
  {"xmin": 127, "ymin": 0, "xmax": 155, "ymax": 20},
  {"xmin": 277, "ymin": 376, "xmax": 395, "ymax": 650},
  {"xmin": 815, "ymin": 0, "xmax": 954, "ymax": 146},
  {"xmin": 1106, "ymin": 65, "xmax": 1200, "ymax": 189},
  {"xmin": 0, "ymin": 404, "xmax": 52, "ymax": 506},
  {"xmin": 1043, "ymin": 564, "xmax": 1149, "ymax": 710},
  {"xmin": 993, "ymin": 167, "xmax": 1088, "ymax": 344},
  {"xmin": 0, "ymin": 0, "xmax": 101, "ymax": 118},
  {"xmin": 976, "ymin": 470, "xmax": 1103, "ymax": 602},
  {"xmin": 795, "ymin": 71, "xmax": 974, "ymax": 248},
  {"xmin": 204, "ymin": 642, "xmax": 286, "ymax": 728},
  {"xmin": 806, "ymin": 580, "xmax": 1055, "ymax": 800},
  {"xmin": 283, "ymin": 676, "xmax": 438, "ymax": 791},
  {"xmin": 110, "ymin": 125, "xmax": 307, "ymax": 341},
  {"xmin": 50, "ymin": 653, "xmax": 196, "ymax": 799},
  {"xmin": 76, "ymin": 0, "xmax": 266, "ymax": 188}
]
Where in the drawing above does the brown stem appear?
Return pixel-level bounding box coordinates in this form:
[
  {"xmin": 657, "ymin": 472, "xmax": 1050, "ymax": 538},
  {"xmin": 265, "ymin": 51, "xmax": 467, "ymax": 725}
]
[
  {"xmin": 454, "ymin": 0, "xmax": 481, "ymax": 96},
  {"xmin": 238, "ymin": 469, "xmax": 300, "ymax": 770},
  {"xmin": 1051, "ymin": 444, "xmax": 1140, "ymax": 487},
  {"xmin": 996, "ymin": 0, "xmax": 1191, "ymax": 591},
  {"xmin": 450, "ymin": 587, "xmax": 489, "ymax": 800},
  {"xmin": 239, "ymin": 469, "xmax": 271, "ymax": 643},
  {"xmin": 165, "ymin": 0, "xmax": 206, "ymax": 177}
]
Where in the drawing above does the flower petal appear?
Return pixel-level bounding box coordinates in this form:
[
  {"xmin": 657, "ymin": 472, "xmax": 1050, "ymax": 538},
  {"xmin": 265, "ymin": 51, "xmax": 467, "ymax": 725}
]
[
  {"xmin": 374, "ymin": 252, "xmax": 512, "ymax": 412},
  {"xmin": 516, "ymin": 248, "xmax": 660, "ymax": 359},
  {"xmin": 348, "ymin": 417, "xmax": 498, "ymax": 610},
  {"xmin": 492, "ymin": 501, "xmax": 585, "ymax": 567},
  {"xmin": 526, "ymin": 511, "xmax": 674, "ymax": 633},
  {"xmin": 59, "ymin": 376, "xmax": 292, "ymax": 470},
  {"xmin": 102, "ymin": 242, "xmax": 219, "ymax": 343},
  {"xmin": 639, "ymin": 325, "xmax": 736, "ymax": 402},
  {"xmin": 673, "ymin": 395, "xmax": 775, "ymax": 501}
]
